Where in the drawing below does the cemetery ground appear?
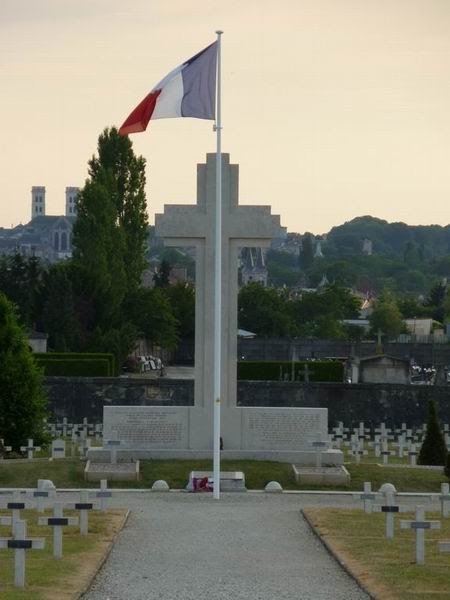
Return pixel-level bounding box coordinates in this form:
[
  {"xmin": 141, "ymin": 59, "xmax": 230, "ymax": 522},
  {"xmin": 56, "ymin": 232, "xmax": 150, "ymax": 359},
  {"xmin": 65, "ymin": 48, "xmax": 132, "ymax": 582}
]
[
  {"xmin": 0, "ymin": 507, "xmax": 127, "ymax": 600},
  {"xmin": 304, "ymin": 507, "xmax": 450, "ymax": 600},
  {"xmin": 0, "ymin": 456, "xmax": 447, "ymax": 492}
]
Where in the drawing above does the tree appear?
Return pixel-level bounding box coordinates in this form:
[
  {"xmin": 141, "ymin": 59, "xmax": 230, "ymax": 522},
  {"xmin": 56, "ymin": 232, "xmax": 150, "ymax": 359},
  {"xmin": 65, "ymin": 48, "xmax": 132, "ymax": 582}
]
[
  {"xmin": 72, "ymin": 169, "xmax": 127, "ymax": 328},
  {"xmin": 299, "ymin": 234, "xmax": 314, "ymax": 270},
  {"xmin": 153, "ymin": 259, "xmax": 171, "ymax": 288},
  {"xmin": 87, "ymin": 127, "xmax": 149, "ymax": 291},
  {"xmin": 238, "ymin": 283, "xmax": 295, "ymax": 336},
  {"xmin": 445, "ymin": 452, "xmax": 450, "ymax": 480},
  {"xmin": 127, "ymin": 287, "xmax": 178, "ymax": 348},
  {"xmin": 72, "ymin": 127, "xmax": 149, "ymax": 364},
  {"xmin": 39, "ymin": 263, "xmax": 80, "ymax": 351},
  {"xmin": 289, "ymin": 284, "xmax": 359, "ymax": 338},
  {"xmin": 425, "ymin": 282, "xmax": 447, "ymax": 322},
  {"xmin": 0, "ymin": 254, "xmax": 44, "ymax": 328},
  {"xmin": 418, "ymin": 400, "xmax": 448, "ymax": 466},
  {"xmin": 369, "ymin": 296, "xmax": 404, "ymax": 340},
  {"xmin": 0, "ymin": 293, "xmax": 47, "ymax": 450},
  {"xmin": 164, "ymin": 283, "xmax": 195, "ymax": 339}
]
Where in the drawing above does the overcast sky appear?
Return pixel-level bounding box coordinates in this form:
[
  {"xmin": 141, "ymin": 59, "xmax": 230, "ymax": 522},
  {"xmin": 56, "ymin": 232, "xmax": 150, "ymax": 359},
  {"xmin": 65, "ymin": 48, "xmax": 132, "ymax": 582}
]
[{"xmin": 1, "ymin": 0, "xmax": 450, "ymax": 233}]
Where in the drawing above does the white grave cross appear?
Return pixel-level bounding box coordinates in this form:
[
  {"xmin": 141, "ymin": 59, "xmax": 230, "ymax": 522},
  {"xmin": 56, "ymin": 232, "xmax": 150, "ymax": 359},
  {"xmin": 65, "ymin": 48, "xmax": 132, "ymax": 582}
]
[
  {"xmin": 67, "ymin": 491, "xmax": 95, "ymax": 535},
  {"xmin": 0, "ymin": 520, "xmax": 45, "ymax": 587},
  {"xmin": 400, "ymin": 505, "xmax": 441, "ymax": 565},
  {"xmin": 353, "ymin": 482, "xmax": 377, "ymax": 514},
  {"xmin": 89, "ymin": 479, "xmax": 112, "ymax": 511},
  {"xmin": 374, "ymin": 491, "xmax": 408, "ymax": 539},
  {"xmin": 437, "ymin": 482, "xmax": 450, "ymax": 518},
  {"xmin": 0, "ymin": 491, "xmax": 33, "ymax": 529},
  {"xmin": 408, "ymin": 443, "xmax": 419, "ymax": 466},
  {"xmin": 20, "ymin": 439, "xmax": 41, "ymax": 460},
  {"xmin": 380, "ymin": 441, "xmax": 394, "ymax": 465},
  {"xmin": 38, "ymin": 503, "xmax": 78, "ymax": 558}
]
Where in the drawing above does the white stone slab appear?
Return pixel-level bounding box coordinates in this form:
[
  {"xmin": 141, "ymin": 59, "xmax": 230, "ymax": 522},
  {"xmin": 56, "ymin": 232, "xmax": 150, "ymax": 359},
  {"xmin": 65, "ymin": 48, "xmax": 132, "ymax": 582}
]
[
  {"xmin": 292, "ymin": 465, "xmax": 350, "ymax": 485},
  {"xmin": 103, "ymin": 406, "xmax": 189, "ymax": 449},
  {"xmin": 241, "ymin": 407, "xmax": 327, "ymax": 451}
]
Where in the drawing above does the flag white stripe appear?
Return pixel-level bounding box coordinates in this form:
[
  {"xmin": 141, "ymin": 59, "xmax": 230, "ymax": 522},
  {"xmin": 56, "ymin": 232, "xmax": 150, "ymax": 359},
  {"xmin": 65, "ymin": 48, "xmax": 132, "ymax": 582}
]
[{"xmin": 151, "ymin": 68, "xmax": 184, "ymax": 120}]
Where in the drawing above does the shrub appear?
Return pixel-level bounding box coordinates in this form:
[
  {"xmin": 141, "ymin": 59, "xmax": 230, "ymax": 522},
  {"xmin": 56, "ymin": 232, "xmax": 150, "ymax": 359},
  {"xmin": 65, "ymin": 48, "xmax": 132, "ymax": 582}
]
[
  {"xmin": 418, "ymin": 399, "xmax": 448, "ymax": 466},
  {"xmin": 0, "ymin": 293, "xmax": 48, "ymax": 450},
  {"xmin": 34, "ymin": 352, "xmax": 116, "ymax": 376},
  {"xmin": 445, "ymin": 453, "xmax": 450, "ymax": 480},
  {"xmin": 237, "ymin": 360, "xmax": 344, "ymax": 382},
  {"xmin": 35, "ymin": 357, "xmax": 111, "ymax": 377}
]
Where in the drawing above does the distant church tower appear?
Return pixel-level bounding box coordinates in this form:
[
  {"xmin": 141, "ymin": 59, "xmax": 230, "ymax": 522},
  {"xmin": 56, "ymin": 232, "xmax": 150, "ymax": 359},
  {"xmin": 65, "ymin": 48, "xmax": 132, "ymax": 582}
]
[
  {"xmin": 31, "ymin": 186, "xmax": 46, "ymax": 218},
  {"xmin": 65, "ymin": 187, "xmax": 79, "ymax": 216},
  {"xmin": 314, "ymin": 239, "xmax": 324, "ymax": 258}
]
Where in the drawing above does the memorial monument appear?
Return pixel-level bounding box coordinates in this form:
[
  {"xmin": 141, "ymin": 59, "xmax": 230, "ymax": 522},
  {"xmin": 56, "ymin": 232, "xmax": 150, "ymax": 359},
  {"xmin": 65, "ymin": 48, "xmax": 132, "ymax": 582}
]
[{"xmin": 89, "ymin": 153, "xmax": 342, "ymax": 466}]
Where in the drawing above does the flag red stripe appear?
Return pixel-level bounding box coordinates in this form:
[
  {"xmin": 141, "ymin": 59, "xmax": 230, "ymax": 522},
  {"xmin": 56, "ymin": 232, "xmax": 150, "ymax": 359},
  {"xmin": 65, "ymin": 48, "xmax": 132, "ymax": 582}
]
[{"xmin": 119, "ymin": 89, "xmax": 162, "ymax": 135}]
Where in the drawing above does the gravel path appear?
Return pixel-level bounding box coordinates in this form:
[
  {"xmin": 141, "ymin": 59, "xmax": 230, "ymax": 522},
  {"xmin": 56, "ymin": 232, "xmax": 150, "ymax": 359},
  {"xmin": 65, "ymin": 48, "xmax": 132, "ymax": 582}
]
[{"xmin": 83, "ymin": 492, "xmax": 370, "ymax": 600}]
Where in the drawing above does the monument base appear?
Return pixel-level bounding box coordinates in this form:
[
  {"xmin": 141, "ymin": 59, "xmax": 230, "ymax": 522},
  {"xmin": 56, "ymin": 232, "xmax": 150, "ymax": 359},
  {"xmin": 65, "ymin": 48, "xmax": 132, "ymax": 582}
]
[
  {"xmin": 84, "ymin": 460, "xmax": 140, "ymax": 482},
  {"xmin": 87, "ymin": 448, "xmax": 343, "ymax": 466},
  {"xmin": 292, "ymin": 465, "xmax": 350, "ymax": 485},
  {"xmin": 189, "ymin": 471, "xmax": 246, "ymax": 492}
]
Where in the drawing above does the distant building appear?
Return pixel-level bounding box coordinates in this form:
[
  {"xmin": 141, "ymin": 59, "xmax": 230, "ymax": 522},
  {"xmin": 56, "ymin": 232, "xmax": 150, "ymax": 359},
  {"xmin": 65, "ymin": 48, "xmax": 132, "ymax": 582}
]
[
  {"xmin": 362, "ymin": 238, "xmax": 373, "ymax": 256},
  {"xmin": 317, "ymin": 274, "xmax": 330, "ymax": 289},
  {"xmin": 0, "ymin": 186, "xmax": 79, "ymax": 262},
  {"xmin": 270, "ymin": 230, "xmax": 298, "ymax": 255},
  {"xmin": 27, "ymin": 331, "xmax": 48, "ymax": 353},
  {"xmin": 350, "ymin": 355, "xmax": 410, "ymax": 384},
  {"xmin": 314, "ymin": 239, "xmax": 324, "ymax": 258},
  {"xmin": 239, "ymin": 247, "xmax": 268, "ymax": 286},
  {"xmin": 405, "ymin": 318, "xmax": 433, "ymax": 337}
]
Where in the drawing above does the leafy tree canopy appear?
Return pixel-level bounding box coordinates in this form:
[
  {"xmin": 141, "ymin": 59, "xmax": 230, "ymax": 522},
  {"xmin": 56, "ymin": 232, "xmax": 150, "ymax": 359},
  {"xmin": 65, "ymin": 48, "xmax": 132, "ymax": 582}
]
[{"xmin": 0, "ymin": 293, "xmax": 48, "ymax": 449}]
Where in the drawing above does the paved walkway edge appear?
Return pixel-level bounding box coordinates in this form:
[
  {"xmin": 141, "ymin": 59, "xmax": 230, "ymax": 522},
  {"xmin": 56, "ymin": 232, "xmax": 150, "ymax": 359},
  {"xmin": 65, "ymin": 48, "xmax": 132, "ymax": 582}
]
[
  {"xmin": 301, "ymin": 509, "xmax": 377, "ymax": 600},
  {"xmin": 79, "ymin": 509, "xmax": 130, "ymax": 599}
]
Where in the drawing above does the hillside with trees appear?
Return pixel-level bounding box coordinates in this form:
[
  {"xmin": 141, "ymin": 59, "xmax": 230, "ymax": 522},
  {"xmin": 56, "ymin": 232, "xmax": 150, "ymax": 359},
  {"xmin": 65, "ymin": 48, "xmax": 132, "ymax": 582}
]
[{"xmin": 268, "ymin": 216, "xmax": 450, "ymax": 295}]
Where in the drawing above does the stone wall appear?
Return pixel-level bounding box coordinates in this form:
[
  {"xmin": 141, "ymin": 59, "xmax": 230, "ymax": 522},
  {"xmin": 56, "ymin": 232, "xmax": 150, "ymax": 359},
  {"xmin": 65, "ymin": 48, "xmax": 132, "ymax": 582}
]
[
  {"xmin": 172, "ymin": 338, "xmax": 450, "ymax": 366},
  {"xmin": 240, "ymin": 338, "xmax": 450, "ymax": 366},
  {"xmin": 44, "ymin": 376, "xmax": 450, "ymax": 428},
  {"xmin": 237, "ymin": 381, "xmax": 450, "ymax": 427},
  {"xmin": 45, "ymin": 377, "xmax": 194, "ymax": 423}
]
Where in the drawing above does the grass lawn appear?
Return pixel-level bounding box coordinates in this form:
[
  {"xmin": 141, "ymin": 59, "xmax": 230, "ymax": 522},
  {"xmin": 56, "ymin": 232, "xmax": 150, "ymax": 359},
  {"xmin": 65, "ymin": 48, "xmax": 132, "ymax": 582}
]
[
  {"xmin": 0, "ymin": 507, "xmax": 127, "ymax": 600},
  {"xmin": 303, "ymin": 507, "xmax": 450, "ymax": 600},
  {"xmin": 0, "ymin": 458, "xmax": 448, "ymax": 492}
]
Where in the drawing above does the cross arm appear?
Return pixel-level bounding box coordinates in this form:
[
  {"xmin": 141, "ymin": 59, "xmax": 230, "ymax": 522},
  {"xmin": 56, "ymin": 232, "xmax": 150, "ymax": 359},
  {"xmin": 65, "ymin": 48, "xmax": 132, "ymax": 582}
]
[{"xmin": 155, "ymin": 206, "xmax": 207, "ymax": 239}]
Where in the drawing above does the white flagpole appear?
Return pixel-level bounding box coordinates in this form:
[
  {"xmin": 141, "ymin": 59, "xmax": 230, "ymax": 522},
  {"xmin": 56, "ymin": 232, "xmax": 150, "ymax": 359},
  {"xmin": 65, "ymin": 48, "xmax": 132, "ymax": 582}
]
[{"xmin": 213, "ymin": 30, "xmax": 223, "ymax": 500}]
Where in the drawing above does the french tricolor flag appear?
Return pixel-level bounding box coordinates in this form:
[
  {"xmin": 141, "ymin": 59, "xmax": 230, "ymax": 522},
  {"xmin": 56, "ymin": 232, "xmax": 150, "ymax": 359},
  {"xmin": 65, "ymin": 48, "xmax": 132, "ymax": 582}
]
[{"xmin": 119, "ymin": 42, "xmax": 218, "ymax": 135}]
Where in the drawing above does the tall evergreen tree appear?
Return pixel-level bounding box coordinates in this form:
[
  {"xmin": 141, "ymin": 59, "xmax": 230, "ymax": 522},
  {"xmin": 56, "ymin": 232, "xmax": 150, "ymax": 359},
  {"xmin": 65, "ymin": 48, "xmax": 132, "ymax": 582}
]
[
  {"xmin": 87, "ymin": 127, "xmax": 149, "ymax": 291},
  {"xmin": 299, "ymin": 234, "xmax": 314, "ymax": 270},
  {"xmin": 418, "ymin": 399, "xmax": 448, "ymax": 466},
  {"xmin": 72, "ymin": 170, "xmax": 127, "ymax": 328},
  {"xmin": 71, "ymin": 127, "xmax": 150, "ymax": 364},
  {"xmin": 0, "ymin": 293, "xmax": 47, "ymax": 449}
]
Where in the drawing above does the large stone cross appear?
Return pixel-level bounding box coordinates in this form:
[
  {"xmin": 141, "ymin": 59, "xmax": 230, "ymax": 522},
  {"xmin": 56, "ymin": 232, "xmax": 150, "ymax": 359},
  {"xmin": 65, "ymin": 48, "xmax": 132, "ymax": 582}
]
[{"xmin": 155, "ymin": 153, "xmax": 282, "ymax": 412}]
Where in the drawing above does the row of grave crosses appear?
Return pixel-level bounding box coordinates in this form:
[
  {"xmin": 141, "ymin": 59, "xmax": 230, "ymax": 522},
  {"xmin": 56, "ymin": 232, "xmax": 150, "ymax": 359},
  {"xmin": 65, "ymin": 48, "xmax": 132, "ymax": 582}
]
[
  {"xmin": 0, "ymin": 479, "xmax": 112, "ymax": 588},
  {"xmin": 45, "ymin": 417, "xmax": 103, "ymax": 441},
  {"xmin": 353, "ymin": 481, "xmax": 450, "ymax": 565},
  {"xmin": 331, "ymin": 421, "xmax": 450, "ymax": 457},
  {"xmin": 0, "ymin": 437, "xmax": 93, "ymax": 461},
  {"xmin": 333, "ymin": 421, "xmax": 450, "ymax": 444}
]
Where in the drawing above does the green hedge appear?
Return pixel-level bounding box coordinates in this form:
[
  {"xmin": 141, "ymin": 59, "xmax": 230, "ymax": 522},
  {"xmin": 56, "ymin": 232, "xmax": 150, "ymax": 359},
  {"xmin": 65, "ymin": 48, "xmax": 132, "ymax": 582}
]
[
  {"xmin": 34, "ymin": 356, "xmax": 112, "ymax": 377},
  {"xmin": 237, "ymin": 360, "xmax": 344, "ymax": 382},
  {"xmin": 34, "ymin": 352, "xmax": 117, "ymax": 376}
]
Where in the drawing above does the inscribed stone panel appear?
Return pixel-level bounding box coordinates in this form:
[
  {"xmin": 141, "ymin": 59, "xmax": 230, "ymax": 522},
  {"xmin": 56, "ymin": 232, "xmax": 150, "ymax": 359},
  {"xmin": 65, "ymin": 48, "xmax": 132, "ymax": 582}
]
[{"xmin": 103, "ymin": 406, "xmax": 189, "ymax": 449}]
